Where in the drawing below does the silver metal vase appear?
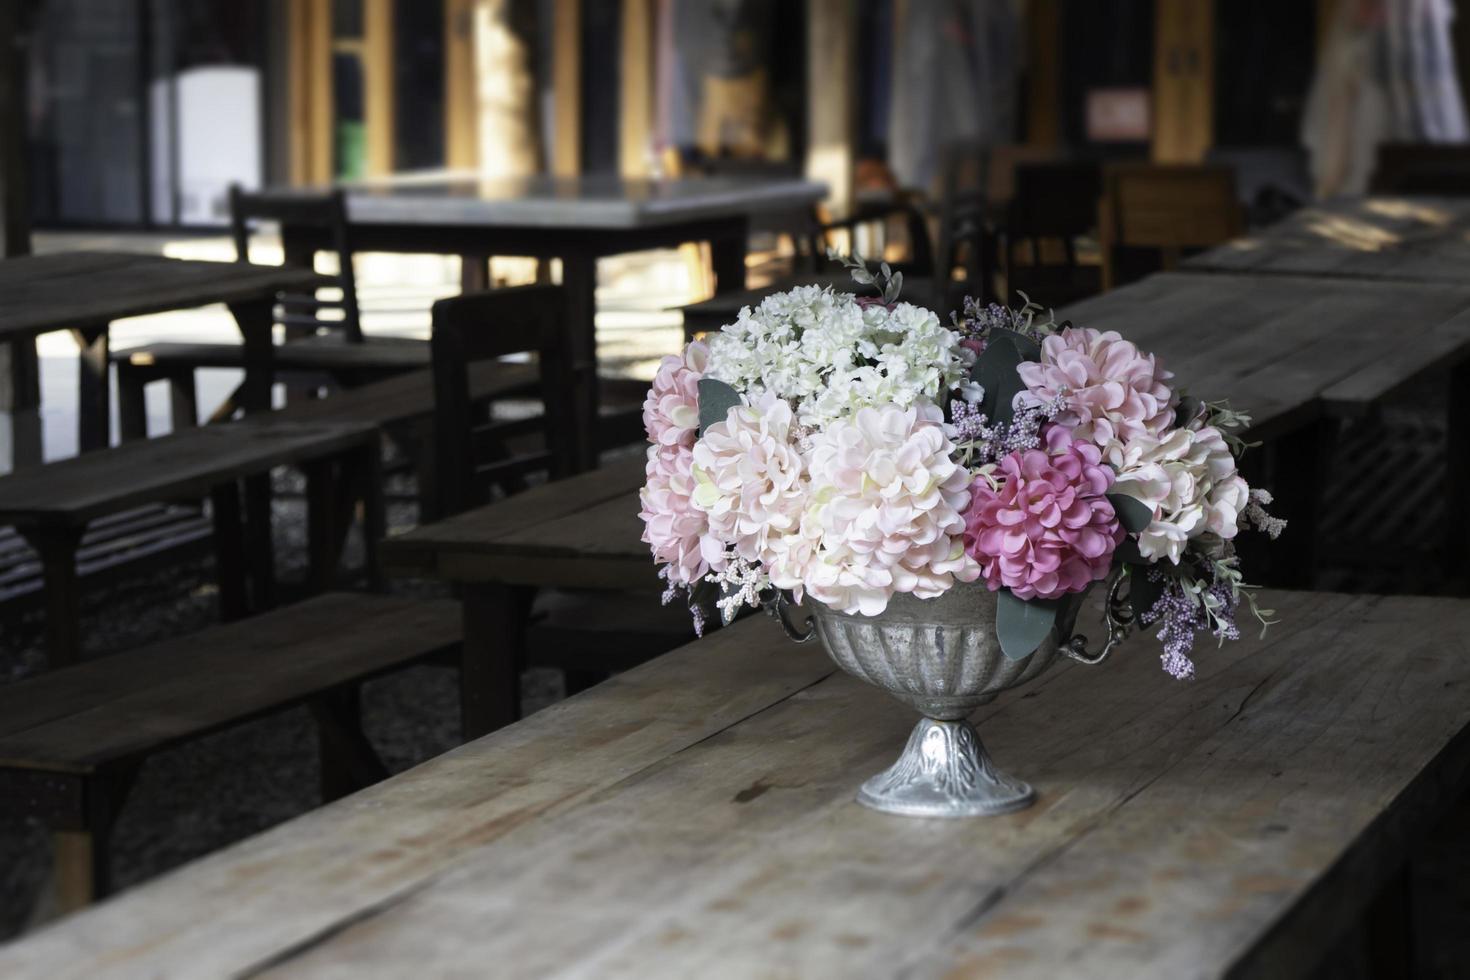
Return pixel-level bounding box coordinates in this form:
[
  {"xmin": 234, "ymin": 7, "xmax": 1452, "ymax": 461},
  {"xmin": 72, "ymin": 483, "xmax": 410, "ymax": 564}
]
[{"xmin": 772, "ymin": 578, "xmax": 1131, "ymax": 818}]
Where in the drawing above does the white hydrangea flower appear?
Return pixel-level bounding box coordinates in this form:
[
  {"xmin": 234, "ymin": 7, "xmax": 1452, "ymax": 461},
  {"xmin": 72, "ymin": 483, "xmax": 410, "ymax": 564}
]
[
  {"xmin": 689, "ymin": 392, "xmax": 809, "ymax": 570},
  {"xmin": 775, "ymin": 401, "xmax": 980, "ymax": 616},
  {"xmin": 1107, "ymin": 425, "xmax": 1250, "ymax": 564},
  {"xmin": 703, "ymin": 286, "xmax": 967, "ymax": 430}
]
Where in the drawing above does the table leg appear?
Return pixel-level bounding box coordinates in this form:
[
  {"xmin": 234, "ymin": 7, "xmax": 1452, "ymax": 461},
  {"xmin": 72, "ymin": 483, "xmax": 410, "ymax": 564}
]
[
  {"xmin": 18, "ymin": 525, "xmax": 85, "ymax": 668},
  {"xmin": 1261, "ymin": 417, "xmax": 1336, "ymax": 589},
  {"xmin": 1447, "ymin": 360, "xmax": 1470, "ymax": 577},
  {"xmin": 708, "ymin": 217, "xmax": 750, "ymax": 296},
  {"xmin": 228, "ymin": 298, "xmax": 275, "ymax": 416},
  {"xmin": 244, "ymin": 472, "xmax": 277, "ymax": 610},
  {"xmin": 459, "ymin": 583, "xmax": 531, "ymax": 739},
  {"xmin": 357, "ymin": 440, "xmax": 386, "ymax": 591},
  {"xmin": 72, "ymin": 326, "xmax": 110, "ymax": 453},
  {"xmin": 560, "ymin": 252, "xmax": 599, "ymax": 471},
  {"xmin": 5, "ymin": 338, "xmax": 42, "ymax": 470}
]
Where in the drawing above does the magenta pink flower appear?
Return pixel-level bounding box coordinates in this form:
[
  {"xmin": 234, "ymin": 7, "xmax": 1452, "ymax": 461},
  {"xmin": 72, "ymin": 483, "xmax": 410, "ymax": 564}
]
[
  {"xmin": 642, "ymin": 340, "xmax": 709, "ymax": 449},
  {"xmin": 639, "ymin": 444, "xmax": 714, "ymax": 588},
  {"xmin": 963, "ymin": 428, "xmax": 1123, "ymax": 600}
]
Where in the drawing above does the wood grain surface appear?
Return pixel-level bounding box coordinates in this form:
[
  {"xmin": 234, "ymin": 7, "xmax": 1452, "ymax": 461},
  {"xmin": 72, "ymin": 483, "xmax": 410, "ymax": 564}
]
[{"xmin": 4, "ymin": 590, "xmax": 1467, "ymax": 978}]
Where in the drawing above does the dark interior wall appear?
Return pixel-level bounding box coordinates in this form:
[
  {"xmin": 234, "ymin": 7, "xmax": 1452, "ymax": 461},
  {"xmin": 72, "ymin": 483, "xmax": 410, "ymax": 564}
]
[
  {"xmin": 1213, "ymin": 0, "xmax": 1314, "ymax": 146},
  {"xmin": 1058, "ymin": 0, "xmax": 1153, "ymax": 156}
]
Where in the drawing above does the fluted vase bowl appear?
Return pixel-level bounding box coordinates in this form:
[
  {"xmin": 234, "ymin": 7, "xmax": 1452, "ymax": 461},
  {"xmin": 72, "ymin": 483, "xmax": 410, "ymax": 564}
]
[{"xmin": 778, "ymin": 580, "xmax": 1128, "ymax": 818}]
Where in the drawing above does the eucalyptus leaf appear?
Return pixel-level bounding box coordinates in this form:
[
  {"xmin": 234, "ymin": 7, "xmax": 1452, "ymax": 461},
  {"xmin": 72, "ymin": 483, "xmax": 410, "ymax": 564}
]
[
  {"xmin": 996, "ymin": 589, "xmax": 1061, "ymax": 661},
  {"xmin": 697, "ymin": 378, "xmax": 743, "ymax": 435},
  {"xmin": 1107, "ymin": 493, "xmax": 1154, "ymax": 534},
  {"xmin": 970, "ymin": 332, "xmax": 1036, "ymax": 426},
  {"xmin": 1128, "ymin": 564, "xmax": 1167, "ymax": 624}
]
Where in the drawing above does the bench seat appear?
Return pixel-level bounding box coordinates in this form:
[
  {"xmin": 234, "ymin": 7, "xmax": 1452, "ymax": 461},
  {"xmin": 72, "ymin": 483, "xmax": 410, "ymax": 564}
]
[{"xmin": 0, "ymin": 592, "xmax": 462, "ymax": 913}]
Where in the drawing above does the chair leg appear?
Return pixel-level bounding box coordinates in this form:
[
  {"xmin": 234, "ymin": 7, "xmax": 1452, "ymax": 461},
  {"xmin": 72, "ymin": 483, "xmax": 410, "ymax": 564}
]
[{"xmin": 116, "ymin": 364, "xmax": 149, "ymax": 442}]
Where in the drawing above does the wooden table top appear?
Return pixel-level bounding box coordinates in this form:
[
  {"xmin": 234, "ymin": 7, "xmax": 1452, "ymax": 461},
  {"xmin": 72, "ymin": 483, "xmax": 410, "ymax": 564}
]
[
  {"xmin": 263, "ymin": 176, "xmax": 828, "ymax": 231},
  {"xmin": 7, "ymin": 589, "xmax": 1467, "ymax": 978},
  {"xmin": 381, "ymin": 454, "xmax": 650, "ymax": 588},
  {"xmin": 0, "ymin": 251, "xmax": 321, "ymax": 338},
  {"xmin": 1059, "ymin": 270, "xmax": 1470, "ymax": 432},
  {"xmin": 1185, "ymin": 196, "xmax": 1470, "ymax": 283}
]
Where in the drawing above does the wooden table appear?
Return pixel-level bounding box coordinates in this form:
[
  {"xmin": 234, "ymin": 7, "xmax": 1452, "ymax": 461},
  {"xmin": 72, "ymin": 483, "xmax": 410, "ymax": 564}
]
[
  {"xmin": 1185, "ymin": 195, "xmax": 1470, "ymax": 283},
  {"xmin": 6, "ymin": 589, "xmax": 1467, "ymax": 978},
  {"xmin": 382, "ymin": 454, "xmax": 650, "ymax": 735},
  {"xmin": 266, "ymin": 176, "xmax": 827, "ymax": 467},
  {"xmin": 0, "ymin": 251, "xmax": 320, "ymax": 462}
]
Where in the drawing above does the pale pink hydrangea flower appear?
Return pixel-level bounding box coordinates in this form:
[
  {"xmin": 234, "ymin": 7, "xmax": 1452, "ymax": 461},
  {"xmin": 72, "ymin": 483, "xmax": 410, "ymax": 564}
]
[
  {"xmin": 787, "ymin": 403, "xmax": 980, "ymax": 616},
  {"xmin": 1017, "ymin": 327, "xmax": 1176, "ymax": 451},
  {"xmin": 963, "ymin": 426, "xmax": 1123, "ymax": 600},
  {"xmin": 642, "ymin": 340, "xmax": 709, "ymax": 448},
  {"xmin": 639, "ymin": 444, "xmax": 714, "ymax": 587},
  {"xmin": 689, "ymin": 392, "xmax": 808, "ymax": 571}
]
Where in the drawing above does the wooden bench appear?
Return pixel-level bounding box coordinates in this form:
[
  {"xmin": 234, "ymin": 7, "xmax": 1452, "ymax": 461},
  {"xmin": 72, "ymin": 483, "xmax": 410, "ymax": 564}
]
[
  {"xmin": 0, "ymin": 417, "xmax": 383, "ymax": 667},
  {"xmin": 0, "ymin": 592, "xmax": 461, "ymax": 915}
]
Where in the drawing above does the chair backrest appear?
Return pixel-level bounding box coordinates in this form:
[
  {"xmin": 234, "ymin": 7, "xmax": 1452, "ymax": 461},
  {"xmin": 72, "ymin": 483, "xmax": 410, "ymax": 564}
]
[
  {"xmin": 1008, "ymin": 161, "xmax": 1104, "ymax": 241},
  {"xmin": 430, "ymin": 284, "xmax": 573, "ymax": 518},
  {"xmin": 229, "ymin": 185, "xmax": 363, "ymax": 342},
  {"xmin": 1099, "ymin": 163, "xmax": 1243, "ymax": 289},
  {"xmin": 1371, "ymin": 142, "xmax": 1470, "ymax": 195}
]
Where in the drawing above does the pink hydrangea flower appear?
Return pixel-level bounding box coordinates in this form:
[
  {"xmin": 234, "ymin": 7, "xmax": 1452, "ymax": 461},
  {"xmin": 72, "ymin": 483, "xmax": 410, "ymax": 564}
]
[
  {"xmin": 639, "ymin": 444, "xmax": 714, "ymax": 588},
  {"xmin": 963, "ymin": 427, "xmax": 1123, "ymax": 601},
  {"xmin": 1016, "ymin": 327, "xmax": 1176, "ymax": 450},
  {"xmin": 642, "ymin": 340, "xmax": 709, "ymax": 448}
]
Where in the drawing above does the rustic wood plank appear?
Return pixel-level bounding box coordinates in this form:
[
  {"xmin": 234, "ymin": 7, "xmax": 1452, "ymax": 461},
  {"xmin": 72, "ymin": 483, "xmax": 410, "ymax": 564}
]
[
  {"xmin": 0, "ymin": 418, "xmax": 377, "ymax": 526},
  {"xmin": 1185, "ymin": 196, "xmax": 1470, "ymax": 284},
  {"xmin": 0, "ymin": 594, "xmax": 460, "ymax": 773},
  {"xmin": 379, "ymin": 454, "xmax": 647, "ymax": 576},
  {"xmin": 0, "ymin": 252, "xmax": 320, "ymax": 340},
  {"xmin": 5, "ymin": 591, "xmax": 1469, "ymax": 978}
]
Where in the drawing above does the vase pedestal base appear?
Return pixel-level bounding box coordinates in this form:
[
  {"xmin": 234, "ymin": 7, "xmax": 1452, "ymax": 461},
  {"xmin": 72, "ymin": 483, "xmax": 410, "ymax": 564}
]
[{"xmin": 856, "ymin": 717, "xmax": 1035, "ymax": 818}]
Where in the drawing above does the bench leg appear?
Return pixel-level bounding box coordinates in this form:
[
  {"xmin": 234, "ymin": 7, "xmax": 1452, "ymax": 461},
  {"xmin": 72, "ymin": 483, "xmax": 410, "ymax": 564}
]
[
  {"xmin": 209, "ymin": 481, "xmax": 249, "ymax": 620},
  {"xmin": 355, "ymin": 442, "xmax": 386, "ymax": 592},
  {"xmin": 168, "ymin": 368, "xmax": 199, "ymax": 433},
  {"xmin": 72, "ymin": 326, "xmax": 111, "ymax": 454},
  {"xmin": 19, "ymin": 525, "xmax": 85, "ymax": 668},
  {"xmin": 43, "ymin": 764, "xmax": 137, "ymax": 918},
  {"xmin": 459, "ymin": 584, "xmax": 532, "ymax": 739},
  {"xmin": 311, "ymin": 686, "xmax": 389, "ymax": 802},
  {"xmin": 304, "ymin": 459, "xmax": 340, "ymax": 594}
]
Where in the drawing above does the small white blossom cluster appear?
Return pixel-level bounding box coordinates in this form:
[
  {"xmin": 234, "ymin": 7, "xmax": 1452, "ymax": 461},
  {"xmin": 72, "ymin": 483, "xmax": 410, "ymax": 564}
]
[{"xmin": 704, "ymin": 285, "xmax": 969, "ymax": 431}]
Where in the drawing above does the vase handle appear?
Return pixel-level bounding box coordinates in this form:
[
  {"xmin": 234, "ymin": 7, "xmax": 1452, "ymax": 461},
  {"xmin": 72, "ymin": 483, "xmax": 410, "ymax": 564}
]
[
  {"xmin": 1061, "ymin": 570, "xmax": 1135, "ymax": 666},
  {"xmin": 768, "ymin": 591, "xmax": 816, "ymax": 643}
]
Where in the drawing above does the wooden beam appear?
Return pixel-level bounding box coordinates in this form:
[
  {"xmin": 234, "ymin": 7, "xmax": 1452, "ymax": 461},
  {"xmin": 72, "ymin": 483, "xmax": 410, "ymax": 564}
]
[
  {"xmin": 288, "ymin": 0, "xmax": 333, "ymax": 184},
  {"xmin": 364, "ymin": 0, "xmax": 396, "ymax": 176},
  {"xmin": 551, "ymin": 0, "xmax": 581, "ymax": 177},
  {"xmin": 619, "ymin": 0, "xmax": 654, "ymax": 177},
  {"xmin": 445, "ymin": 0, "xmax": 478, "ymax": 170},
  {"xmin": 806, "ymin": 0, "xmax": 856, "ymax": 212},
  {"xmin": 1152, "ymin": 0, "xmax": 1214, "ymax": 163}
]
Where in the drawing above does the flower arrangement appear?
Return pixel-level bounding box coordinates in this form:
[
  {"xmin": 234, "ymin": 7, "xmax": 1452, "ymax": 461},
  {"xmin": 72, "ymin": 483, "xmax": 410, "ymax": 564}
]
[{"xmin": 639, "ymin": 257, "xmax": 1285, "ymax": 679}]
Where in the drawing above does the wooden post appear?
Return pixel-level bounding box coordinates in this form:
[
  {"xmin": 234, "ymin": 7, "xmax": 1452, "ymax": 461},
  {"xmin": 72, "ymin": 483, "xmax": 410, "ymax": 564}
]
[
  {"xmin": 806, "ymin": 0, "xmax": 856, "ymax": 213},
  {"xmin": 364, "ymin": 0, "xmax": 395, "ymax": 176},
  {"xmin": 551, "ymin": 0, "xmax": 582, "ymax": 177},
  {"xmin": 1152, "ymin": 0, "xmax": 1215, "ymax": 163},
  {"xmin": 619, "ymin": 0, "xmax": 654, "ymax": 177},
  {"xmin": 445, "ymin": 0, "xmax": 478, "ymax": 170},
  {"xmin": 1024, "ymin": 0, "xmax": 1061, "ymax": 148},
  {"xmin": 288, "ymin": 0, "xmax": 334, "ymax": 184}
]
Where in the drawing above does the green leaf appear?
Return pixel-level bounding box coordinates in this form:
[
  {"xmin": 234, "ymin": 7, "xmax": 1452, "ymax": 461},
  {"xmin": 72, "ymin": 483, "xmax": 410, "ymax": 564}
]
[
  {"xmin": 969, "ymin": 331, "xmax": 1038, "ymax": 426},
  {"xmin": 697, "ymin": 378, "xmax": 743, "ymax": 435},
  {"xmin": 1128, "ymin": 564, "xmax": 1167, "ymax": 623},
  {"xmin": 1106, "ymin": 493, "xmax": 1154, "ymax": 533},
  {"xmin": 1112, "ymin": 537, "xmax": 1145, "ymax": 566},
  {"xmin": 996, "ymin": 589, "xmax": 1061, "ymax": 661}
]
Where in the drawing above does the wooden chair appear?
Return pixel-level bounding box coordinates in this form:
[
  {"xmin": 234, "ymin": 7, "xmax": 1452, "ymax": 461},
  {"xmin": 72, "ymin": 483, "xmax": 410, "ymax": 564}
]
[
  {"xmin": 114, "ymin": 187, "xmax": 429, "ymax": 436},
  {"xmin": 430, "ymin": 285, "xmax": 575, "ymax": 519},
  {"xmin": 1003, "ymin": 161, "xmax": 1104, "ymax": 306},
  {"xmin": 1370, "ymin": 142, "xmax": 1470, "ymax": 195},
  {"xmin": 1099, "ymin": 163, "xmax": 1244, "ymax": 290}
]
